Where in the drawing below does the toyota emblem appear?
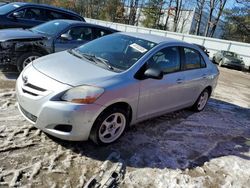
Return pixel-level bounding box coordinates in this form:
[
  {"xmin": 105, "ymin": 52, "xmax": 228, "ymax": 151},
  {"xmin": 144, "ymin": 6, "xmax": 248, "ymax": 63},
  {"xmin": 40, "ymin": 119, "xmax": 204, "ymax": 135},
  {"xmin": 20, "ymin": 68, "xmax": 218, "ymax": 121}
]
[{"xmin": 23, "ymin": 76, "xmax": 28, "ymax": 85}]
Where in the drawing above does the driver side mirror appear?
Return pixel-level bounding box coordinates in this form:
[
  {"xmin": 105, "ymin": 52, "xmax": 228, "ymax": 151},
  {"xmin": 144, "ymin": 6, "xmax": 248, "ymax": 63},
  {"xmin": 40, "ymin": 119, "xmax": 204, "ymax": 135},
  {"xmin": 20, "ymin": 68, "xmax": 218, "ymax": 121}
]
[
  {"xmin": 12, "ymin": 12, "xmax": 22, "ymax": 19},
  {"xmin": 144, "ymin": 68, "xmax": 163, "ymax": 80},
  {"xmin": 60, "ymin": 33, "xmax": 72, "ymax": 41}
]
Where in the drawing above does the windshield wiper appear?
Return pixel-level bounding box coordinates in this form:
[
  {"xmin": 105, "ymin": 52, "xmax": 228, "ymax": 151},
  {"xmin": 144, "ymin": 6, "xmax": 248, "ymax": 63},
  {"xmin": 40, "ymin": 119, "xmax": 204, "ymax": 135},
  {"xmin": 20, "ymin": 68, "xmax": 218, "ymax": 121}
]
[{"xmin": 81, "ymin": 53, "xmax": 114, "ymax": 70}]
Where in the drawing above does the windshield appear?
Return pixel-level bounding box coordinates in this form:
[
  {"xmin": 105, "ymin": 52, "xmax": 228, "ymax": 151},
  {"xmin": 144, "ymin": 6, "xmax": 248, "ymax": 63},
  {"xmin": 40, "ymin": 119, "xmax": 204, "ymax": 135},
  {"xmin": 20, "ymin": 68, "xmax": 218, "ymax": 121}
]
[
  {"xmin": 223, "ymin": 51, "xmax": 239, "ymax": 58},
  {"xmin": 76, "ymin": 34, "xmax": 157, "ymax": 71},
  {"xmin": 30, "ymin": 20, "xmax": 69, "ymax": 36},
  {"xmin": 0, "ymin": 3, "xmax": 24, "ymax": 15}
]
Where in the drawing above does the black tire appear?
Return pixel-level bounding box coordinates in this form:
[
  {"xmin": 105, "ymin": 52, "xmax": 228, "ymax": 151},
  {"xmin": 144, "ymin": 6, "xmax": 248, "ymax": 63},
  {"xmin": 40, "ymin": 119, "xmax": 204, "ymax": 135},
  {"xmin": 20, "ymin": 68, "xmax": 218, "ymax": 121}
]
[
  {"xmin": 17, "ymin": 52, "xmax": 42, "ymax": 72},
  {"xmin": 192, "ymin": 89, "xmax": 210, "ymax": 112},
  {"xmin": 90, "ymin": 107, "xmax": 129, "ymax": 145},
  {"xmin": 212, "ymin": 57, "xmax": 216, "ymax": 63}
]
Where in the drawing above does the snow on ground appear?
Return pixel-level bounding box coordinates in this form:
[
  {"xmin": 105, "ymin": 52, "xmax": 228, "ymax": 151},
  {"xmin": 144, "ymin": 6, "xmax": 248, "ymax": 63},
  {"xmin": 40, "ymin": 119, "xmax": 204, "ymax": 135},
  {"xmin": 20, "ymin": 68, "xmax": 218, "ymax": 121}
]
[{"xmin": 0, "ymin": 67, "xmax": 249, "ymax": 187}]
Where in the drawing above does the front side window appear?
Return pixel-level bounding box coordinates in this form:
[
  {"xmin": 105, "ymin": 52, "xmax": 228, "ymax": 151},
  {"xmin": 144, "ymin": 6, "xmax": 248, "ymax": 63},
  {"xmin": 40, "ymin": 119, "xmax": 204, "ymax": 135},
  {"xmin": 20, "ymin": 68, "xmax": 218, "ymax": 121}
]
[
  {"xmin": 64, "ymin": 27, "xmax": 92, "ymax": 41},
  {"xmin": 184, "ymin": 48, "xmax": 204, "ymax": 70},
  {"xmin": 75, "ymin": 34, "xmax": 156, "ymax": 71},
  {"xmin": 15, "ymin": 8, "xmax": 42, "ymax": 20},
  {"xmin": 148, "ymin": 47, "xmax": 181, "ymax": 74}
]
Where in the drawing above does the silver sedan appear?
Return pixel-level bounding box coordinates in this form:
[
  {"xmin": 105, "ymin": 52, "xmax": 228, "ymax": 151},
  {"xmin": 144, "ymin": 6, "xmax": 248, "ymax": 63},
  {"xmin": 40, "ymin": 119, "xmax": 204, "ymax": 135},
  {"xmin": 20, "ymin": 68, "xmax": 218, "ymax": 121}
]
[{"xmin": 16, "ymin": 32, "xmax": 219, "ymax": 145}]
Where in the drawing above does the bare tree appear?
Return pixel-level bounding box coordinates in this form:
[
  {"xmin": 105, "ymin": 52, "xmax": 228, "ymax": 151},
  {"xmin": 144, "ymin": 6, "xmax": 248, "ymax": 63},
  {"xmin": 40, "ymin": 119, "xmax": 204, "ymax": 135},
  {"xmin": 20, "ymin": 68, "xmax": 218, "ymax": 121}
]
[
  {"xmin": 128, "ymin": 0, "xmax": 139, "ymax": 25},
  {"xmin": 209, "ymin": 0, "xmax": 228, "ymax": 37},
  {"xmin": 164, "ymin": 0, "xmax": 174, "ymax": 30},
  {"xmin": 194, "ymin": 0, "xmax": 205, "ymax": 35},
  {"xmin": 204, "ymin": 0, "xmax": 219, "ymax": 37},
  {"xmin": 173, "ymin": 0, "xmax": 183, "ymax": 32}
]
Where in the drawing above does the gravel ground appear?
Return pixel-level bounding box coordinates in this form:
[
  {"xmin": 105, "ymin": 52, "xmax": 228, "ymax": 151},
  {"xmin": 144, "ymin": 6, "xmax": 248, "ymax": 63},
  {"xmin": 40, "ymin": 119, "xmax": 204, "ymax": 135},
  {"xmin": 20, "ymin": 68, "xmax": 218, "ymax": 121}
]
[{"xmin": 0, "ymin": 66, "xmax": 249, "ymax": 187}]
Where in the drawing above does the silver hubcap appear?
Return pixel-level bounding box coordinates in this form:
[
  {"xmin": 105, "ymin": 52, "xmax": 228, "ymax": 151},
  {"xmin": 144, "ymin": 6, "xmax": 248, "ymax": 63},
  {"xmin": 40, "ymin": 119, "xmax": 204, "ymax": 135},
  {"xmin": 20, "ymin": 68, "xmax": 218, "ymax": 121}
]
[
  {"xmin": 99, "ymin": 112, "xmax": 126, "ymax": 143},
  {"xmin": 23, "ymin": 56, "xmax": 39, "ymax": 69},
  {"xmin": 197, "ymin": 91, "xmax": 209, "ymax": 110}
]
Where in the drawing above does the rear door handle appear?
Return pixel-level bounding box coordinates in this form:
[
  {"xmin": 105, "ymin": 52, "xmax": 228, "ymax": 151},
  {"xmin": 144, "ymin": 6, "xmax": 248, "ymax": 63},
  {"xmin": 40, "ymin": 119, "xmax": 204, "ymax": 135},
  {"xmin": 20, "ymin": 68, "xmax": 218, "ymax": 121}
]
[{"xmin": 176, "ymin": 78, "xmax": 184, "ymax": 84}]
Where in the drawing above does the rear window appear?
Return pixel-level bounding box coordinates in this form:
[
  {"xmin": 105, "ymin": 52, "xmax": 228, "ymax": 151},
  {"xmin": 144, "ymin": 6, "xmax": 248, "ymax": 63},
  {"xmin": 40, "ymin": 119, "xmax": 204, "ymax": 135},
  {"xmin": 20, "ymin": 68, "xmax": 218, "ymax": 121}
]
[{"xmin": 0, "ymin": 3, "xmax": 24, "ymax": 15}]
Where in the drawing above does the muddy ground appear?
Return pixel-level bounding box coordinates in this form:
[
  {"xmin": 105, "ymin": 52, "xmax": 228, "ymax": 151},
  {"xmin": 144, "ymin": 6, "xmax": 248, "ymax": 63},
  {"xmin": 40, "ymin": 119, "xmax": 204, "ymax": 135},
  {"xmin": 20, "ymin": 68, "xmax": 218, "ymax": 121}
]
[{"xmin": 0, "ymin": 66, "xmax": 249, "ymax": 187}]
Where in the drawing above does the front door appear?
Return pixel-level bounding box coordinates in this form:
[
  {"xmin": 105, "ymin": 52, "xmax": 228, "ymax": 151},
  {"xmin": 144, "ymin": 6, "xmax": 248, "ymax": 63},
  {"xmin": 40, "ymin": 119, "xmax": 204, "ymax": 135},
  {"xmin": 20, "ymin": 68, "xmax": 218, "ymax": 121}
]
[
  {"xmin": 54, "ymin": 26, "xmax": 93, "ymax": 52},
  {"xmin": 137, "ymin": 46, "xmax": 188, "ymax": 119}
]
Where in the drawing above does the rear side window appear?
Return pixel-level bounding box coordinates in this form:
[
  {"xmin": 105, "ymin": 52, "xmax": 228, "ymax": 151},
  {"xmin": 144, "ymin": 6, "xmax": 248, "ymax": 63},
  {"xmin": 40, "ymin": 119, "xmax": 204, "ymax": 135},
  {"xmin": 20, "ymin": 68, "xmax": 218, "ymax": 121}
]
[
  {"xmin": 93, "ymin": 28, "xmax": 113, "ymax": 39},
  {"xmin": 44, "ymin": 10, "xmax": 80, "ymax": 21},
  {"xmin": 184, "ymin": 48, "xmax": 206, "ymax": 70}
]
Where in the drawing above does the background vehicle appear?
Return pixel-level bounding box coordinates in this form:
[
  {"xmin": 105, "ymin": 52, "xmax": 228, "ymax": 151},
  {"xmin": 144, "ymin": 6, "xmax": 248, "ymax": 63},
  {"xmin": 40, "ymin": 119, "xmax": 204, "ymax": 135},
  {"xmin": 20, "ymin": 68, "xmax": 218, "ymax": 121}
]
[
  {"xmin": 0, "ymin": 2, "xmax": 85, "ymax": 29},
  {"xmin": 0, "ymin": 2, "xmax": 8, "ymax": 7},
  {"xmin": 213, "ymin": 50, "xmax": 245, "ymax": 70},
  {"xmin": 193, "ymin": 44, "xmax": 210, "ymax": 57},
  {"xmin": 16, "ymin": 33, "xmax": 219, "ymax": 145},
  {"xmin": 0, "ymin": 19, "xmax": 118, "ymax": 72}
]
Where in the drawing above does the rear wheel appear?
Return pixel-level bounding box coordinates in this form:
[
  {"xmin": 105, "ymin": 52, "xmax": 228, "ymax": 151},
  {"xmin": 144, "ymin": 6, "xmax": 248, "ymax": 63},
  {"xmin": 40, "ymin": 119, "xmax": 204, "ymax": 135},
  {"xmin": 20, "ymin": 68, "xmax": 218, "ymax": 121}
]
[
  {"xmin": 17, "ymin": 52, "xmax": 42, "ymax": 72},
  {"xmin": 192, "ymin": 89, "xmax": 210, "ymax": 112},
  {"xmin": 90, "ymin": 108, "xmax": 128, "ymax": 145}
]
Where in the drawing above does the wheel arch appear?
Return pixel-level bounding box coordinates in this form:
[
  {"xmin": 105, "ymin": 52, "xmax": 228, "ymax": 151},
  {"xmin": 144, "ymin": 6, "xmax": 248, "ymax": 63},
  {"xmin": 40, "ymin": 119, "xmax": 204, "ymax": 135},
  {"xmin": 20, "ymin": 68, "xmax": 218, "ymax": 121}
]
[
  {"xmin": 204, "ymin": 85, "xmax": 212, "ymax": 97},
  {"xmin": 96, "ymin": 102, "xmax": 133, "ymax": 125}
]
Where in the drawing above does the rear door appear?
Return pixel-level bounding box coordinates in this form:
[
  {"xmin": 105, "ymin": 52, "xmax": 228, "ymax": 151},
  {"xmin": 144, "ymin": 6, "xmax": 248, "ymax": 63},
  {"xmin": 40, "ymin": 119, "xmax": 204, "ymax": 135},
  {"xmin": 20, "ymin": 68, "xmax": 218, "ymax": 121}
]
[{"xmin": 180, "ymin": 47, "xmax": 209, "ymax": 104}]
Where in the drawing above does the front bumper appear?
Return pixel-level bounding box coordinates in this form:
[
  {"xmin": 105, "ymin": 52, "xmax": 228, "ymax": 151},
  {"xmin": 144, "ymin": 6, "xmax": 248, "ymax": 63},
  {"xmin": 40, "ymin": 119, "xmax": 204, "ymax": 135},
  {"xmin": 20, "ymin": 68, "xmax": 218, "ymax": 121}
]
[
  {"xmin": 16, "ymin": 65, "xmax": 105, "ymax": 141},
  {"xmin": 223, "ymin": 62, "xmax": 244, "ymax": 70}
]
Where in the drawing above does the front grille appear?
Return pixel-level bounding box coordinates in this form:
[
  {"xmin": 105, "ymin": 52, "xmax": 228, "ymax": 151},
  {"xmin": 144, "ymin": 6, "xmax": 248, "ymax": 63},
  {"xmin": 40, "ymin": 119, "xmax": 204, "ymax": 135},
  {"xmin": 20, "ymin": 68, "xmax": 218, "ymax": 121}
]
[
  {"xmin": 20, "ymin": 105, "xmax": 37, "ymax": 123},
  {"xmin": 25, "ymin": 83, "xmax": 46, "ymax": 92},
  {"xmin": 21, "ymin": 81, "xmax": 47, "ymax": 97},
  {"xmin": 22, "ymin": 88, "xmax": 39, "ymax": 96}
]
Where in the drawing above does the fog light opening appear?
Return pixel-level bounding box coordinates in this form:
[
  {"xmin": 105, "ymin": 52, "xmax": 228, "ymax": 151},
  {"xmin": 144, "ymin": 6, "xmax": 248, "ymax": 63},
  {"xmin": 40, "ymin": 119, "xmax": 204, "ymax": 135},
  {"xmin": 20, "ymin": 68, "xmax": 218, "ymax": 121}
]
[{"xmin": 54, "ymin": 124, "xmax": 72, "ymax": 132}]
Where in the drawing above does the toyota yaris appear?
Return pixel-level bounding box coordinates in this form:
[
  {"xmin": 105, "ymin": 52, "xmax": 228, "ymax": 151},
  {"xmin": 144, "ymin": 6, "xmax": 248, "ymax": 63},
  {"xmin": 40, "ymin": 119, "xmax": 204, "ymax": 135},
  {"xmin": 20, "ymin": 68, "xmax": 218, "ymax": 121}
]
[{"xmin": 16, "ymin": 32, "xmax": 219, "ymax": 145}]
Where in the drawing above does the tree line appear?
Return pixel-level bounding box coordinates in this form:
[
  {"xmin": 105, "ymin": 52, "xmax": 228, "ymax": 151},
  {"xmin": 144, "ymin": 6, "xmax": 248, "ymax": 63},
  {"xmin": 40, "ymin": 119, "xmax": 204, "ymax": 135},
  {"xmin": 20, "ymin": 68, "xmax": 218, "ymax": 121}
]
[{"xmin": 9, "ymin": 0, "xmax": 250, "ymax": 43}]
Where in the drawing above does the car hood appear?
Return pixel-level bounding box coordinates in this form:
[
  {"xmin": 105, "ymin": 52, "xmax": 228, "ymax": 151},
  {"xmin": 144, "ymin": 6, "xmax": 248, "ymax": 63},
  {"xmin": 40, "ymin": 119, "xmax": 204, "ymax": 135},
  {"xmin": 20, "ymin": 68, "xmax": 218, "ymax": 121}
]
[
  {"xmin": 32, "ymin": 51, "xmax": 118, "ymax": 86},
  {"xmin": 0, "ymin": 29, "xmax": 44, "ymax": 42}
]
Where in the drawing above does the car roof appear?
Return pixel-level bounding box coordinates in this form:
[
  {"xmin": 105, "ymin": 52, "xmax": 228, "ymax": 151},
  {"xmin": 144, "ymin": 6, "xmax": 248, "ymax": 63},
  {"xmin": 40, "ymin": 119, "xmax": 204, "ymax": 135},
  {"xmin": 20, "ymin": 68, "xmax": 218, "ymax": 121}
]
[
  {"xmin": 49, "ymin": 19, "xmax": 118, "ymax": 32},
  {"xmin": 121, "ymin": 32, "xmax": 186, "ymax": 45},
  {"xmin": 8, "ymin": 2, "xmax": 80, "ymax": 16}
]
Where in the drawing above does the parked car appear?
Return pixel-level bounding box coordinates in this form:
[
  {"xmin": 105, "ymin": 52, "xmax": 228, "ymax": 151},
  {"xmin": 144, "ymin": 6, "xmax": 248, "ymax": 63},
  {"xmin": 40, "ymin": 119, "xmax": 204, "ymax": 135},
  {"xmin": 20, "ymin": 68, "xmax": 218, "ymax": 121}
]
[
  {"xmin": 193, "ymin": 44, "xmax": 210, "ymax": 57},
  {"xmin": 0, "ymin": 19, "xmax": 118, "ymax": 72},
  {"xmin": 0, "ymin": 2, "xmax": 8, "ymax": 7},
  {"xmin": 213, "ymin": 50, "xmax": 245, "ymax": 70},
  {"xmin": 16, "ymin": 33, "xmax": 219, "ymax": 145},
  {"xmin": 0, "ymin": 2, "xmax": 85, "ymax": 29}
]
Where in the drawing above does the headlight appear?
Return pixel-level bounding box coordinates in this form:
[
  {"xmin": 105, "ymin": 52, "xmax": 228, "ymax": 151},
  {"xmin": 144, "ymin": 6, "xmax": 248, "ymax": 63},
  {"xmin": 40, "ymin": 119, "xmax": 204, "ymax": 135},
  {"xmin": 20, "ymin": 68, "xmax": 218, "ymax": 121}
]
[
  {"xmin": 1, "ymin": 41, "xmax": 13, "ymax": 49},
  {"xmin": 61, "ymin": 85, "xmax": 104, "ymax": 104}
]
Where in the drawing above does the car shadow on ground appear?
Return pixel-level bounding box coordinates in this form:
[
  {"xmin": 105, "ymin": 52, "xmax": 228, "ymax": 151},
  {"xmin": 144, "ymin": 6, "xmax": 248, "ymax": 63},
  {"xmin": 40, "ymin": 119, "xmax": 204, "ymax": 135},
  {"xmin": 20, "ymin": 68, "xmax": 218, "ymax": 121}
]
[{"xmin": 49, "ymin": 98, "xmax": 250, "ymax": 170}]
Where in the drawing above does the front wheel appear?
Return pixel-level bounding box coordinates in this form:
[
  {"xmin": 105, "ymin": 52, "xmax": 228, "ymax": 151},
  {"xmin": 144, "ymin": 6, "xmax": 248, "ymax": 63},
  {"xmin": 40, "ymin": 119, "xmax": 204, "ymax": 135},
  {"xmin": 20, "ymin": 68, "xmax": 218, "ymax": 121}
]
[
  {"xmin": 192, "ymin": 89, "xmax": 210, "ymax": 112},
  {"xmin": 90, "ymin": 108, "xmax": 128, "ymax": 145},
  {"xmin": 17, "ymin": 52, "xmax": 42, "ymax": 72}
]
